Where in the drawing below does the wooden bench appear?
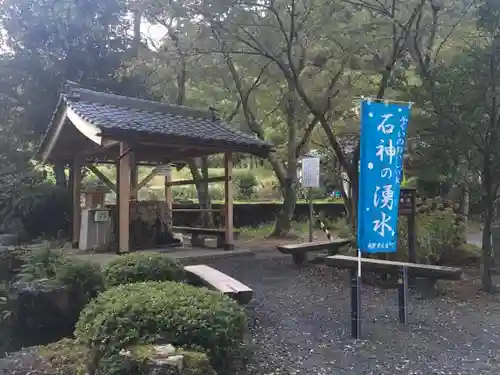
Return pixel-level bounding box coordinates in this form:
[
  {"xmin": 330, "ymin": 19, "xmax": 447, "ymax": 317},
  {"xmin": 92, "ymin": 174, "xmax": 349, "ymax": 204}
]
[
  {"xmin": 184, "ymin": 264, "xmax": 253, "ymax": 305},
  {"xmin": 277, "ymin": 239, "xmax": 351, "ymax": 265},
  {"xmin": 325, "ymin": 255, "xmax": 462, "ymax": 296},
  {"xmin": 172, "ymin": 226, "xmax": 240, "ymax": 249}
]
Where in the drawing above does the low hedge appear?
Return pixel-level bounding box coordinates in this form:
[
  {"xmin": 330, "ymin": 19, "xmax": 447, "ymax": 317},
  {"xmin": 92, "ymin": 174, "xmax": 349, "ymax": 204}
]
[
  {"xmin": 103, "ymin": 252, "xmax": 185, "ymax": 288},
  {"xmin": 75, "ymin": 281, "xmax": 248, "ymax": 372}
]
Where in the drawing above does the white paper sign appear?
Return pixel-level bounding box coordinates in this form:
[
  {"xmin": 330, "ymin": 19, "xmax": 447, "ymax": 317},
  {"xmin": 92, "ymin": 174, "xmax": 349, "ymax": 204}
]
[
  {"xmin": 93, "ymin": 210, "xmax": 110, "ymax": 223},
  {"xmin": 301, "ymin": 157, "xmax": 320, "ymax": 187},
  {"xmin": 155, "ymin": 164, "xmax": 172, "ymax": 176}
]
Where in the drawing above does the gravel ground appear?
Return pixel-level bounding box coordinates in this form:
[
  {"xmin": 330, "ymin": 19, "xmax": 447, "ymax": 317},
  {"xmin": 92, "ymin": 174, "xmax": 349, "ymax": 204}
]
[{"xmin": 205, "ymin": 254, "xmax": 500, "ymax": 375}]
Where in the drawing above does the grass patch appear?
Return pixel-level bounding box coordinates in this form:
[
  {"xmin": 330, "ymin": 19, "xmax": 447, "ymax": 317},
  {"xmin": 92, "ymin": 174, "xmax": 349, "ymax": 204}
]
[{"xmin": 240, "ymin": 221, "xmax": 310, "ymax": 240}]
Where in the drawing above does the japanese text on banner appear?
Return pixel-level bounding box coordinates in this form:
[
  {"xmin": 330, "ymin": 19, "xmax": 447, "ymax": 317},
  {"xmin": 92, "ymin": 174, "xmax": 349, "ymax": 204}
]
[{"xmin": 357, "ymin": 100, "xmax": 411, "ymax": 253}]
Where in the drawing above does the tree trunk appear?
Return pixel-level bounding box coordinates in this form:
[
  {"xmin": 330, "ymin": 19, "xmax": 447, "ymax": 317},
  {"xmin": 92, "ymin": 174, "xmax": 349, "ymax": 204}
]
[
  {"xmin": 133, "ymin": 9, "xmax": 141, "ymax": 55},
  {"xmin": 53, "ymin": 163, "xmax": 66, "ymax": 187},
  {"xmin": 272, "ymin": 178, "xmax": 297, "ymax": 236},
  {"xmin": 187, "ymin": 159, "xmax": 212, "ymax": 227},
  {"xmin": 271, "ymin": 77, "xmax": 298, "ymax": 237},
  {"xmin": 200, "ymin": 156, "xmax": 213, "ymax": 227},
  {"xmin": 481, "ymin": 161, "xmax": 495, "ymax": 293}
]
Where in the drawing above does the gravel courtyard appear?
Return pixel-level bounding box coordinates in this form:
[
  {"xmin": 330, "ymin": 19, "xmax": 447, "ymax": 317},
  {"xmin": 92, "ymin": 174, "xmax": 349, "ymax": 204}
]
[{"xmin": 205, "ymin": 254, "xmax": 500, "ymax": 375}]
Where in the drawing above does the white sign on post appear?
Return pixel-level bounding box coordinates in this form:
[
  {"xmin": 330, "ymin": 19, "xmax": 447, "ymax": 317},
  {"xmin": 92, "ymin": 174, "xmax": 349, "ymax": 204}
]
[
  {"xmin": 301, "ymin": 156, "xmax": 320, "ymax": 187},
  {"xmin": 156, "ymin": 164, "xmax": 172, "ymax": 177}
]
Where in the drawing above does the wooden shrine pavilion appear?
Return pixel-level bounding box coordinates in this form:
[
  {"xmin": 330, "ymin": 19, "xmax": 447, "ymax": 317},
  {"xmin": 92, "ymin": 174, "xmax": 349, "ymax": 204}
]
[{"xmin": 38, "ymin": 82, "xmax": 271, "ymax": 253}]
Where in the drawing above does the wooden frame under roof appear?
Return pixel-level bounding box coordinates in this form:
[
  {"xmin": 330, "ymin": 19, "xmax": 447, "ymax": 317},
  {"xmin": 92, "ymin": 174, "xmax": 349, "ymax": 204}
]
[{"xmin": 38, "ymin": 81, "xmax": 272, "ymax": 253}]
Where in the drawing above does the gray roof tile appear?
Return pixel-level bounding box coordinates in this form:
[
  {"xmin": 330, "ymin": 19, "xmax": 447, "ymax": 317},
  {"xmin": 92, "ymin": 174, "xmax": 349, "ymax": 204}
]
[
  {"xmin": 39, "ymin": 82, "xmax": 271, "ymax": 158},
  {"xmin": 66, "ymin": 98, "xmax": 268, "ymax": 149}
]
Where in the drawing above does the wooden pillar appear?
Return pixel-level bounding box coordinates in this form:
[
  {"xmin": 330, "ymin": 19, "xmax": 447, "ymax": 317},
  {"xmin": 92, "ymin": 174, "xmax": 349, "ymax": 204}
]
[
  {"xmin": 224, "ymin": 152, "xmax": 234, "ymax": 250},
  {"xmin": 118, "ymin": 142, "xmax": 131, "ymax": 253},
  {"xmin": 164, "ymin": 165, "xmax": 173, "ymax": 228},
  {"xmin": 72, "ymin": 158, "xmax": 82, "ymax": 249},
  {"xmin": 130, "ymin": 152, "xmax": 138, "ymax": 201}
]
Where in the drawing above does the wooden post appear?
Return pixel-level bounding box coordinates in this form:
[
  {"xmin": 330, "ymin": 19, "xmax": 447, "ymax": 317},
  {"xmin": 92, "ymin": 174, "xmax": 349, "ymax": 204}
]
[
  {"xmin": 72, "ymin": 158, "xmax": 82, "ymax": 249},
  {"xmin": 308, "ymin": 187, "xmax": 314, "ymax": 242},
  {"xmin": 224, "ymin": 152, "xmax": 234, "ymax": 250},
  {"xmin": 408, "ymin": 190, "xmax": 417, "ymax": 264},
  {"xmin": 130, "ymin": 152, "xmax": 138, "ymax": 201},
  {"xmin": 165, "ymin": 165, "xmax": 173, "ymax": 228},
  {"xmin": 118, "ymin": 142, "xmax": 131, "ymax": 254}
]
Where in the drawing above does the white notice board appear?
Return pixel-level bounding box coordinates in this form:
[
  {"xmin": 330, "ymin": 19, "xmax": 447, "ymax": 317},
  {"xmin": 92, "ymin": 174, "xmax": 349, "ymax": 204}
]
[
  {"xmin": 156, "ymin": 164, "xmax": 172, "ymax": 176},
  {"xmin": 301, "ymin": 157, "xmax": 320, "ymax": 187}
]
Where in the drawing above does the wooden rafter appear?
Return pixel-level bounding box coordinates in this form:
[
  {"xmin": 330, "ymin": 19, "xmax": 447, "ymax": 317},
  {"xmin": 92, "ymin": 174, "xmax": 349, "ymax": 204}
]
[
  {"xmin": 132, "ymin": 166, "xmax": 161, "ymax": 196},
  {"xmin": 166, "ymin": 176, "xmax": 225, "ymax": 187},
  {"xmin": 86, "ymin": 165, "xmax": 117, "ymax": 193}
]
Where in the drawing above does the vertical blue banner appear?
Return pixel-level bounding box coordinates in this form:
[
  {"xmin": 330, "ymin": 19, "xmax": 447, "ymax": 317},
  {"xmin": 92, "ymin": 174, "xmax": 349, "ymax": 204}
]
[{"xmin": 357, "ymin": 100, "xmax": 411, "ymax": 253}]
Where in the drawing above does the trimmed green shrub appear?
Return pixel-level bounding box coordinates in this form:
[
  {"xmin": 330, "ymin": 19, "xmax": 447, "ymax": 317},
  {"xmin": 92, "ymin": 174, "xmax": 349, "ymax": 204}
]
[
  {"xmin": 103, "ymin": 252, "xmax": 185, "ymax": 288},
  {"xmin": 75, "ymin": 281, "xmax": 248, "ymax": 371},
  {"xmin": 235, "ymin": 172, "xmax": 258, "ymax": 200}
]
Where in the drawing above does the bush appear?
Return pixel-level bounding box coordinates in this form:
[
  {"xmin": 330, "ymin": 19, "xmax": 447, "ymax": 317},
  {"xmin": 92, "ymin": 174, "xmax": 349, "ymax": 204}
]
[
  {"xmin": 0, "ymin": 183, "xmax": 71, "ymax": 240},
  {"xmin": 1, "ymin": 248, "xmax": 104, "ymax": 352},
  {"xmin": 96, "ymin": 344, "xmax": 217, "ymax": 375},
  {"xmin": 397, "ymin": 211, "xmax": 466, "ymax": 264},
  {"xmin": 208, "ymin": 185, "xmax": 224, "ymax": 201},
  {"xmin": 172, "ymin": 185, "xmax": 198, "ymax": 201},
  {"xmin": 103, "ymin": 252, "xmax": 185, "ymax": 288},
  {"xmin": 75, "ymin": 281, "xmax": 248, "ymax": 372},
  {"xmin": 0, "ymin": 339, "xmax": 88, "ymax": 375},
  {"xmin": 235, "ymin": 172, "xmax": 258, "ymax": 200},
  {"xmin": 0, "ymin": 247, "xmax": 32, "ymax": 283}
]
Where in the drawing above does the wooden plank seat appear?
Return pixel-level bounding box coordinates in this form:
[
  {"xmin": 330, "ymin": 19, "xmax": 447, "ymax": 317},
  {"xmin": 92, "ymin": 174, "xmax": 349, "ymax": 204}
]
[
  {"xmin": 325, "ymin": 255, "xmax": 462, "ymax": 297},
  {"xmin": 172, "ymin": 226, "xmax": 240, "ymax": 248},
  {"xmin": 184, "ymin": 264, "xmax": 253, "ymax": 305},
  {"xmin": 277, "ymin": 239, "xmax": 351, "ymax": 265}
]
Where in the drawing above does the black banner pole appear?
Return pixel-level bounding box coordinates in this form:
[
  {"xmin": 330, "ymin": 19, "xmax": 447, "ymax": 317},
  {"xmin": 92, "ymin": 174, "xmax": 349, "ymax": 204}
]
[
  {"xmin": 398, "ymin": 267, "xmax": 409, "ymax": 324},
  {"xmin": 350, "ymin": 268, "xmax": 361, "ymax": 339}
]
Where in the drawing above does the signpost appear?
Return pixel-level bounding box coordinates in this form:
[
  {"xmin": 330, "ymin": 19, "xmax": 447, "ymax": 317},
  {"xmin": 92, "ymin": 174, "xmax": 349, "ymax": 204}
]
[
  {"xmin": 301, "ymin": 156, "xmax": 320, "ymax": 242},
  {"xmin": 355, "ymin": 98, "xmax": 412, "ymax": 339}
]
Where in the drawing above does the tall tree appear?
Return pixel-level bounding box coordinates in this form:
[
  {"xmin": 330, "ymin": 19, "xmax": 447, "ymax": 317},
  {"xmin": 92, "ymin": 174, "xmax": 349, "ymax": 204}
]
[
  {"xmin": 411, "ymin": 0, "xmax": 500, "ymax": 291},
  {"xmin": 0, "ymin": 0, "xmax": 145, "ymax": 184}
]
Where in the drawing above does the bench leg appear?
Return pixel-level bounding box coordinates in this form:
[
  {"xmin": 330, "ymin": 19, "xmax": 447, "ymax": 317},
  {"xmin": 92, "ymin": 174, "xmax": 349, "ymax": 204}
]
[
  {"xmin": 216, "ymin": 234, "xmax": 225, "ymax": 249},
  {"xmin": 328, "ymin": 245, "xmax": 341, "ymax": 256},
  {"xmin": 191, "ymin": 233, "xmax": 206, "ymax": 247},
  {"xmin": 414, "ymin": 278, "xmax": 439, "ymax": 299},
  {"xmin": 292, "ymin": 252, "xmax": 307, "ymax": 265}
]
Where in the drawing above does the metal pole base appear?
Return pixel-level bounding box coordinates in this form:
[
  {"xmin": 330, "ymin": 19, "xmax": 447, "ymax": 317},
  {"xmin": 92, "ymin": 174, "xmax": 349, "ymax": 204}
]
[
  {"xmin": 350, "ymin": 270, "xmax": 362, "ymax": 339},
  {"xmin": 398, "ymin": 267, "xmax": 409, "ymax": 324}
]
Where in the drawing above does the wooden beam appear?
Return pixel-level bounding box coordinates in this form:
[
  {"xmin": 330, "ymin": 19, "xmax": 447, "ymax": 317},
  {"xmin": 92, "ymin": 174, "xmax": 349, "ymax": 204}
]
[
  {"xmin": 132, "ymin": 167, "xmax": 160, "ymax": 196},
  {"xmin": 224, "ymin": 152, "xmax": 234, "ymax": 250},
  {"xmin": 72, "ymin": 157, "xmax": 82, "ymax": 249},
  {"xmin": 130, "ymin": 152, "xmax": 138, "ymax": 200},
  {"xmin": 118, "ymin": 142, "xmax": 131, "ymax": 253},
  {"xmin": 42, "ymin": 105, "xmax": 68, "ymax": 163},
  {"xmin": 166, "ymin": 176, "xmax": 225, "ymax": 187},
  {"xmin": 165, "ymin": 166, "xmax": 173, "ymax": 228},
  {"xmin": 171, "ymin": 208, "xmax": 223, "ymax": 212},
  {"xmin": 86, "ymin": 165, "xmax": 117, "ymax": 193}
]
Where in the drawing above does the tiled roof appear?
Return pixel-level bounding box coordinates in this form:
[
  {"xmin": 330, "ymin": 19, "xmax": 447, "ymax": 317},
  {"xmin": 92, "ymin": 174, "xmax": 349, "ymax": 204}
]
[{"xmin": 40, "ymin": 82, "xmax": 272, "ymax": 157}]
